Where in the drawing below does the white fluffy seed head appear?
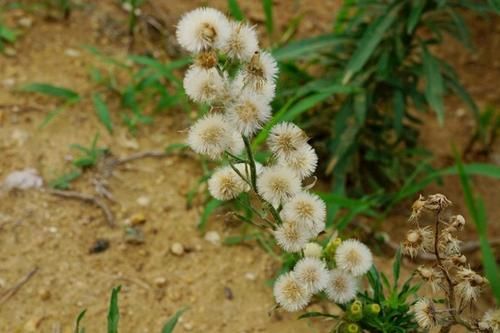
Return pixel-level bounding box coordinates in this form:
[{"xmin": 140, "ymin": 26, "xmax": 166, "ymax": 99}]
[
  {"xmin": 303, "ymin": 242, "xmax": 323, "ymax": 258},
  {"xmin": 227, "ymin": 130, "xmax": 245, "ymax": 156},
  {"xmin": 273, "ymin": 272, "xmax": 311, "ymax": 312},
  {"xmin": 256, "ymin": 166, "xmax": 301, "ymax": 207},
  {"xmin": 412, "ymin": 298, "xmax": 437, "ymax": 329},
  {"xmin": 224, "ymin": 21, "xmax": 259, "ymax": 61},
  {"xmin": 183, "ymin": 66, "xmax": 225, "ymax": 104},
  {"xmin": 335, "ymin": 239, "xmax": 373, "ymax": 277},
  {"xmin": 176, "ymin": 7, "xmax": 231, "ymax": 53},
  {"xmin": 268, "ymin": 122, "xmax": 309, "ymax": 158},
  {"xmin": 232, "ymin": 70, "xmax": 276, "ymax": 103},
  {"xmin": 325, "ymin": 269, "xmax": 358, "ymax": 304},
  {"xmin": 279, "ymin": 144, "xmax": 318, "ymax": 179},
  {"xmin": 187, "ymin": 113, "xmax": 231, "ymax": 159},
  {"xmin": 246, "ymin": 51, "xmax": 279, "ymax": 82},
  {"xmin": 280, "ymin": 192, "xmax": 326, "ymax": 237},
  {"xmin": 226, "ymin": 92, "xmax": 271, "ymax": 136},
  {"xmin": 208, "ymin": 166, "xmax": 247, "ymax": 200},
  {"xmin": 293, "ymin": 257, "xmax": 329, "ymax": 293},
  {"xmin": 274, "ymin": 220, "xmax": 310, "ymax": 253}
]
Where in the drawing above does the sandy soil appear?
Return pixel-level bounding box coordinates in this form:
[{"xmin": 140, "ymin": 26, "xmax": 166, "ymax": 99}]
[{"xmin": 0, "ymin": 1, "xmax": 498, "ymax": 332}]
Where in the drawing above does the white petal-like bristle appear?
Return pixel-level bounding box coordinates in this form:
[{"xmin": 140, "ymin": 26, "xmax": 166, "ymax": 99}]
[
  {"xmin": 183, "ymin": 66, "xmax": 225, "ymax": 104},
  {"xmin": 224, "ymin": 22, "xmax": 259, "ymax": 61},
  {"xmin": 227, "ymin": 130, "xmax": 245, "ymax": 155},
  {"xmin": 280, "ymin": 191, "xmax": 326, "ymax": 237},
  {"xmin": 208, "ymin": 166, "xmax": 248, "ymax": 200},
  {"xmin": 176, "ymin": 7, "xmax": 231, "ymax": 53},
  {"xmin": 303, "ymin": 242, "xmax": 323, "ymax": 258},
  {"xmin": 325, "ymin": 269, "xmax": 358, "ymax": 304},
  {"xmin": 187, "ymin": 113, "xmax": 231, "ymax": 159},
  {"xmin": 279, "ymin": 144, "xmax": 318, "ymax": 179},
  {"xmin": 226, "ymin": 92, "xmax": 271, "ymax": 136},
  {"xmin": 268, "ymin": 122, "xmax": 309, "ymax": 158},
  {"xmin": 256, "ymin": 165, "xmax": 301, "ymax": 207},
  {"xmin": 232, "ymin": 71, "xmax": 276, "ymax": 103},
  {"xmin": 293, "ymin": 257, "xmax": 329, "ymax": 294},
  {"xmin": 273, "ymin": 272, "xmax": 311, "ymax": 312},
  {"xmin": 412, "ymin": 298, "xmax": 438, "ymax": 329},
  {"xmin": 274, "ymin": 220, "xmax": 310, "ymax": 253},
  {"xmin": 335, "ymin": 239, "xmax": 373, "ymax": 277}
]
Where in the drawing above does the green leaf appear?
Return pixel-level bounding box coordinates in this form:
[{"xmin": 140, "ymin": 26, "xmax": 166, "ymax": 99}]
[
  {"xmin": 343, "ymin": 3, "xmax": 401, "ymax": 83},
  {"xmin": 392, "ymin": 248, "xmax": 402, "ymax": 289},
  {"xmin": 298, "ymin": 312, "xmax": 339, "ymax": 319},
  {"xmin": 21, "ymin": 83, "xmax": 80, "ymax": 102},
  {"xmin": 272, "ymin": 34, "xmax": 346, "ymax": 61},
  {"xmin": 227, "ymin": 0, "xmax": 244, "ymax": 20},
  {"xmin": 407, "ymin": 0, "xmax": 426, "ymax": 34},
  {"xmin": 49, "ymin": 170, "xmax": 82, "ymax": 190},
  {"xmin": 162, "ymin": 307, "xmax": 188, "ymax": 333},
  {"xmin": 0, "ymin": 24, "xmax": 17, "ymax": 42},
  {"xmin": 92, "ymin": 93, "xmax": 113, "ymax": 134},
  {"xmin": 74, "ymin": 309, "xmax": 86, "ymax": 333},
  {"xmin": 165, "ymin": 143, "xmax": 189, "ymax": 154},
  {"xmin": 262, "ymin": 0, "xmax": 273, "ymax": 35},
  {"xmin": 198, "ymin": 199, "xmax": 222, "ymax": 232},
  {"xmin": 455, "ymin": 153, "xmax": 500, "ymax": 303},
  {"xmin": 107, "ymin": 286, "xmax": 121, "ymax": 333},
  {"xmin": 422, "ymin": 45, "xmax": 445, "ymax": 125}
]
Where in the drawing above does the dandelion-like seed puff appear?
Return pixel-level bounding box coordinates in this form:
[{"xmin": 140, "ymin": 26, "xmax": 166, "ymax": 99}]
[
  {"xmin": 257, "ymin": 166, "xmax": 301, "ymax": 207},
  {"xmin": 273, "ymin": 272, "xmax": 311, "ymax": 312},
  {"xmin": 335, "ymin": 239, "xmax": 373, "ymax": 277},
  {"xmin": 280, "ymin": 191, "xmax": 326, "ymax": 237},
  {"xmin": 325, "ymin": 269, "xmax": 358, "ymax": 304},
  {"xmin": 293, "ymin": 257, "xmax": 329, "ymax": 293}
]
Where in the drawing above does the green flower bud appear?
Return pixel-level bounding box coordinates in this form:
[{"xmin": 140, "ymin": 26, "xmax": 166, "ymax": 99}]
[
  {"xmin": 347, "ymin": 300, "xmax": 363, "ymax": 322},
  {"xmin": 340, "ymin": 322, "xmax": 360, "ymax": 333},
  {"xmin": 365, "ymin": 303, "xmax": 381, "ymax": 316},
  {"xmin": 324, "ymin": 237, "xmax": 342, "ymax": 260}
]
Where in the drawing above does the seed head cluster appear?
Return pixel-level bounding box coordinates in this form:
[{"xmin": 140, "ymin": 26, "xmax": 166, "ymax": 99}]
[{"xmin": 177, "ymin": 7, "xmax": 374, "ymax": 316}]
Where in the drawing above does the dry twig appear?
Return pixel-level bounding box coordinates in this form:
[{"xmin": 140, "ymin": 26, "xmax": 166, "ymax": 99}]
[
  {"xmin": 45, "ymin": 189, "xmax": 115, "ymax": 227},
  {"xmin": 0, "ymin": 267, "xmax": 38, "ymax": 305}
]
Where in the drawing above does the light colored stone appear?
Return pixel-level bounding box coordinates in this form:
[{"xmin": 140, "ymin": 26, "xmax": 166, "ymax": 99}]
[
  {"xmin": 136, "ymin": 196, "xmax": 150, "ymax": 207},
  {"xmin": 170, "ymin": 242, "xmax": 184, "ymax": 256},
  {"xmin": 204, "ymin": 231, "xmax": 221, "ymax": 245},
  {"xmin": 244, "ymin": 272, "xmax": 256, "ymax": 281},
  {"xmin": 154, "ymin": 277, "xmax": 167, "ymax": 288}
]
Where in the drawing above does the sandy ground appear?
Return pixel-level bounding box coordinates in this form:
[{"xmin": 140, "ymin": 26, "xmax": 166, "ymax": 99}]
[{"xmin": 0, "ymin": 1, "xmax": 498, "ymax": 332}]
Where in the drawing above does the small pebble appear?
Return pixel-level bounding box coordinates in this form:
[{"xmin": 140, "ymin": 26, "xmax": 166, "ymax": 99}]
[
  {"xmin": 183, "ymin": 322, "xmax": 193, "ymax": 331},
  {"xmin": 204, "ymin": 231, "xmax": 221, "ymax": 245},
  {"xmin": 223, "ymin": 286, "xmax": 233, "ymax": 300},
  {"xmin": 39, "ymin": 288, "xmax": 51, "ymax": 301},
  {"xmin": 18, "ymin": 17, "xmax": 33, "ymax": 28},
  {"xmin": 244, "ymin": 272, "xmax": 257, "ymax": 281},
  {"xmin": 89, "ymin": 239, "xmax": 110, "ymax": 254},
  {"xmin": 129, "ymin": 213, "xmax": 146, "ymax": 226},
  {"xmin": 136, "ymin": 196, "xmax": 150, "ymax": 207},
  {"xmin": 124, "ymin": 227, "xmax": 145, "ymax": 245},
  {"xmin": 4, "ymin": 47, "xmax": 16, "ymax": 57},
  {"xmin": 64, "ymin": 48, "xmax": 80, "ymax": 57},
  {"xmin": 170, "ymin": 242, "xmax": 184, "ymax": 256},
  {"xmin": 154, "ymin": 277, "xmax": 167, "ymax": 288}
]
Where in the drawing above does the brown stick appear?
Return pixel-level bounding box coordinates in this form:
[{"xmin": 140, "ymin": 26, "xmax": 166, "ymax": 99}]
[
  {"xmin": 0, "ymin": 267, "xmax": 39, "ymax": 305},
  {"xmin": 45, "ymin": 189, "xmax": 115, "ymax": 227},
  {"xmin": 112, "ymin": 150, "xmax": 168, "ymax": 166}
]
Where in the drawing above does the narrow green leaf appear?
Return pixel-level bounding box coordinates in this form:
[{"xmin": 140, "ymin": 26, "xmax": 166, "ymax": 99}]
[
  {"xmin": 298, "ymin": 312, "xmax": 339, "ymax": 319},
  {"xmin": 49, "ymin": 170, "xmax": 82, "ymax": 190},
  {"xmin": 74, "ymin": 309, "xmax": 86, "ymax": 333},
  {"xmin": 165, "ymin": 143, "xmax": 189, "ymax": 154},
  {"xmin": 162, "ymin": 307, "xmax": 188, "ymax": 333},
  {"xmin": 0, "ymin": 24, "xmax": 17, "ymax": 42},
  {"xmin": 262, "ymin": 0, "xmax": 273, "ymax": 35},
  {"xmin": 422, "ymin": 45, "xmax": 445, "ymax": 125},
  {"xmin": 407, "ymin": 0, "xmax": 426, "ymax": 34},
  {"xmin": 38, "ymin": 107, "xmax": 65, "ymax": 129},
  {"xmin": 392, "ymin": 248, "xmax": 402, "ymax": 289},
  {"xmin": 107, "ymin": 286, "xmax": 121, "ymax": 333},
  {"xmin": 227, "ymin": 0, "xmax": 244, "ymax": 20},
  {"xmin": 198, "ymin": 199, "xmax": 222, "ymax": 231},
  {"xmin": 272, "ymin": 34, "xmax": 346, "ymax": 61},
  {"xmin": 21, "ymin": 83, "xmax": 80, "ymax": 102},
  {"xmin": 393, "ymin": 90, "xmax": 405, "ymax": 135},
  {"xmin": 92, "ymin": 93, "xmax": 113, "ymax": 134},
  {"xmin": 343, "ymin": 3, "xmax": 401, "ymax": 83}
]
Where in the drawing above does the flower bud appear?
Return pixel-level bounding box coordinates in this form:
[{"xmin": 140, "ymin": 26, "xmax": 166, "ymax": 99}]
[
  {"xmin": 325, "ymin": 237, "xmax": 342, "ymax": 259},
  {"xmin": 347, "ymin": 300, "xmax": 363, "ymax": 322},
  {"xmin": 340, "ymin": 322, "xmax": 360, "ymax": 333},
  {"xmin": 303, "ymin": 242, "xmax": 323, "ymax": 258},
  {"xmin": 365, "ymin": 303, "xmax": 381, "ymax": 316}
]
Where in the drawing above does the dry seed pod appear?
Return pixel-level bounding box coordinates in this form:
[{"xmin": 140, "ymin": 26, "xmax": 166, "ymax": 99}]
[{"xmin": 424, "ymin": 194, "xmax": 452, "ymax": 211}]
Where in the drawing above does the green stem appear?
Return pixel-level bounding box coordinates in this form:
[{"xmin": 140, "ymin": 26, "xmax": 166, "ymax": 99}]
[{"xmin": 242, "ymin": 135, "xmax": 257, "ymax": 191}]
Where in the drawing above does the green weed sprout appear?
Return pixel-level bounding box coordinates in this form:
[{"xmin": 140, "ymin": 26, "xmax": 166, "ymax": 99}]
[{"xmin": 174, "ymin": 7, "xmax": 414, "ymax": 332}]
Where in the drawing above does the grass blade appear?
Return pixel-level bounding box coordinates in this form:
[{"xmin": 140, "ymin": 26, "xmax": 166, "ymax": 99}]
[
  {"xmin": 455, "ymin": 154, "xmax": 500, "ymax": 304},
  {"xmin": 262, "ymin": 0, "xmax": 273, "ymax": 35},
  {"xmin": 227, "ymin": 0, "xmax": 244, "ymax": 20},
  {"xmin": 161, "ymin": 307, "xmax": 188, "ymax": 333},
  {"xmin": 198, "ymin": 198, "xmax": 222, "ymax": 232},
  {"xmin": 272, "ymin": 34, "xmax": 347, "ymax": 61},
  {"xmin": 92, "ymin": 93, "xmax": 113, "ymax": 134},
  {"xmin": 74, "ymin": 309, "xmax": 86, "ymax": 333},
  {"xmin": 343, "ymin": 3, "xmax": 401, "ymax": 83},
  {"xmin": 107, "ymin": 286, "xmax": 121, "ymax": 333},
  {"xmin": 422, "ymin": 44, "xmax": 445, "ymax": 125},
  {"xmin": 21, "ymin": 83, "xmax": 80, "ymax": 102}
]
